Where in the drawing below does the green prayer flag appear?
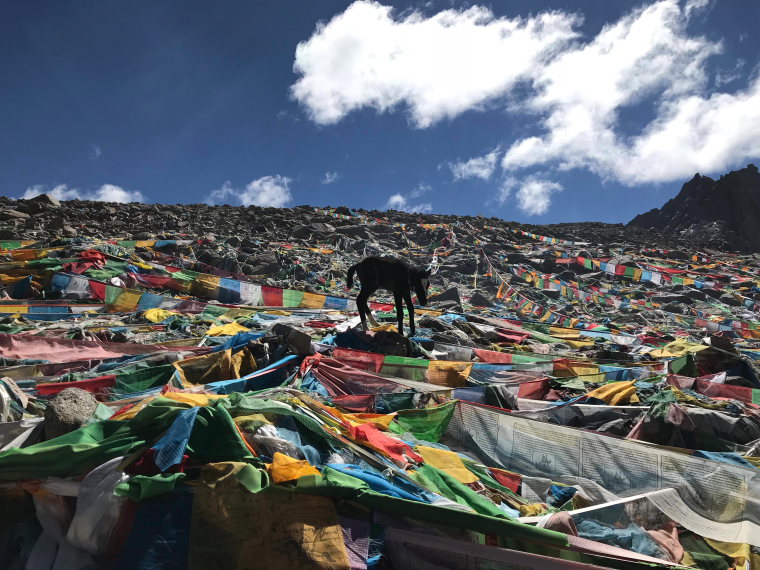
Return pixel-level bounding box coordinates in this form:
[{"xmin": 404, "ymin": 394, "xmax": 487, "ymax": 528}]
[
  {"xmin": 115, "ymin": 473, "xmax": 187, "ymax": 501},
  {"xmin": 388, "ymin": 401, "xmax": 456, "ymax": 443},
  {"xmin": 409, "ymin": 463, "xmax": 508, "ymax": 519}
]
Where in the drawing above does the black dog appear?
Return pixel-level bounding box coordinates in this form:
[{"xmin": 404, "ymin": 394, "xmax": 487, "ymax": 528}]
[{"xmin": 347, "ymin": 256, "xmax": 431, "ymax": 336}]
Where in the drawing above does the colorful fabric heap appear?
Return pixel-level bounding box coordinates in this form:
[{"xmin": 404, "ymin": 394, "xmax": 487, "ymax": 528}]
[{"xmin": 1, "ymin": 217, "xmax": 760, "ymax": 569}]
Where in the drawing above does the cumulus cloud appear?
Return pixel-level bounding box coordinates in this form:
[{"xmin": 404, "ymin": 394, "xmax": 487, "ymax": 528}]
[
  {"xmin": 292, "ymin": 1, "xmax": 579, "ymax": 127},
  {"xmin": 495, "ymin": 177, "xmax": 517, "ymax": 206},
  {"xmin": 513, "ymin": 177, "xmax": 563, "ymax": 215},
  {"xmin": 500, "ymin": 0, "xmax": 734, "ymax": 185},
  {"xmin": 384, "ymin": 184, "xmax": 433, "ymax": 213},
  {"xmin": 22, "ymin": 183, "xmax": 145, "ymax": 203},
  {"xmin": 207, "ymin": 175, "xmax": 293, "ymax": 208},
  {"xmin": 321, "ymin": 171, "xmax": 339, "ymax": 184},
  {"xmin": 295, "ymin": 1, "xmax": 760, "ymax": 214},
  {"xmin": 449, "ymin": 148, "xmax": 500, "ymax": 180}
]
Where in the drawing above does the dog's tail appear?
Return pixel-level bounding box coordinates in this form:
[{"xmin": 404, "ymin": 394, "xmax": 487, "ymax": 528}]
[{"xmin": 346, "ymin": 263, "xmax": 359, "ymax": 289}]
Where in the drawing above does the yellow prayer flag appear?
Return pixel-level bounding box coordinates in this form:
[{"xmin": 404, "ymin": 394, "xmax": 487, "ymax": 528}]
[
  {"xmin": 207, "ymin": 321, "xmax": 251, "ymax": 336},
  {"xmin": 426, "ymin": 361, "xmax": 473, "ymax": 387},
  {"xmin": 269, "ymin": 452, "xmax": 320, "ymax": 484},
  {"xmin": 585, "ymin": 381, "xmax": 640, "ymax": 405},
  {"xmin": 416, "ymin": 446, "xmax": 479, "ymax": 484}
]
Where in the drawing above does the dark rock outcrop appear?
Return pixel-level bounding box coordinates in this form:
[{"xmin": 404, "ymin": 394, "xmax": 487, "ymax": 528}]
[{"xmin": 629, "ymin": 165, "xmax": 760, "ymax": 251}]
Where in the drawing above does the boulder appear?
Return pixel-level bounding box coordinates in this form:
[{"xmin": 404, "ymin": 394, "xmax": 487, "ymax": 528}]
[
  {"xmin": 0, "ymin": 209, "xmax": 30, "ymax": 221},
  {"xmin": 719, "ymin": 293, "xmax": 742, "ymax": 307},
  {"xmin": 43, "ymin": 387, "xmax": 98, "ymax": 440},
  {"xmin": 28, "ymin": 193, "xmax": 61, "ymax": 208},
  {"xmin": 49, "ymin": 215, "xmax": 67, "ymax": 230},
  {"xmin": 370, "ymin": 331, "xmax": 411, "ymax": 357},
  {"xmin": 427, "ymin": 287, "xmax": 462, "ymax": 310},
  {"xmin": 468, "ymin": 291, "xmax": 494, "ymax": 307},
  {"xmin": 272, "ymin": 323, "xmax": 315, "ymax": 355},
  {"xmin": 335, "ymin": 225, "xmax": 370, "ymax": 240}
]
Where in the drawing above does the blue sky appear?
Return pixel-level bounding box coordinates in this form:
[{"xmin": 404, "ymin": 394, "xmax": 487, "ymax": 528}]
[{"xmin": 2, "ymin": 0, "xmax": 759, "ymax": 223}]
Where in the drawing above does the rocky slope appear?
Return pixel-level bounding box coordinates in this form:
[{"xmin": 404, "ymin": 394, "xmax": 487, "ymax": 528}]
[
  {"xmin": 0, "ymin": 193, "xmax": 729, "ymax": 257},
  {"xmin": 629, "ymin": 164, "xmax": 760, "ymax": 251}
]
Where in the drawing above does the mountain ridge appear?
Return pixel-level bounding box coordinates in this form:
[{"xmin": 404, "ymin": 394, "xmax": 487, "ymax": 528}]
[{"xmin": 629, "ymin": 164, "xmax": 760, "ymax": 252}]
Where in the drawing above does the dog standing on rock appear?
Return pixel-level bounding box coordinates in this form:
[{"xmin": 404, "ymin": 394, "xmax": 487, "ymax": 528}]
[{"xmin": 346, "ymin": 256, "xmax": 431, "ymax": 336}]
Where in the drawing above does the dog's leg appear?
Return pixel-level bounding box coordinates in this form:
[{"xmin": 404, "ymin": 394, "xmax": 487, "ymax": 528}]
[
  {"xmin": 394, "ymin": 291, "xmax": 404, "ymax": 335},
  {"xmin": 357, "ymin": 290, "xmax": 370, "ymax": 331},
  {"xmin": 404, "ymin": 292, "xmax": 416, "ymax": 337}
]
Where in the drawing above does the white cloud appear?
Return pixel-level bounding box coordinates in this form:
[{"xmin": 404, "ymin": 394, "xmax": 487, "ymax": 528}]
[
  {"xmin": 206, "ymin": 181, "xmax": 235, "ymax": 205},
  {"xmin": 384, "ymin": 187, "xmax": 433, "ymax": 213},
  {"xmin": 94, "ymin": 184, "xmax": 145, "ymax": 202},
  {"xmin": 715, "ymin": 59, "xmax": 745, "ymax": 87},
  {"xmin": 321, "ymin": 171, "xmax": 339, "ymax": 184},
  {"xmin": 292, "ymin": 1, "xmax": 579, "ymax": 127},
  {"xmin": 500, "ymin": 0, "xmax": 760, "ymax": 186},
  {"xmin": 23, "ymin": 184, "xmax": 80, "ymax": 201},
  {"xmin": 449, "ymin": 147, "xmax": 500, "ymax": 180},
  {"xmin": 409, "ymin": 182, "xmax": 431, "ymax": 199},
  {"xmin": 496, "ymin": 177, "xmax": 518, "ymax": 205},
  {"xmin": 514, "ymin": 177, "xmax": 563, "ymax": 215},
  {"xmin": 207, "ymin": 175, "xmax": 293, "ymax": 208},
  {"xmin": 294, "ymin": 1, "xmax": 760, "ymax": 212},
  {"xmin": 89, "ymin": 144, "xmax": 102, "ymax": 160},
  {"xmin": 22, "ymin": 183, "xmax": 145, "ymax": 203},
  {"xmin": 684, "ymin": 0, "xmax": 712, "ymax": 19}
]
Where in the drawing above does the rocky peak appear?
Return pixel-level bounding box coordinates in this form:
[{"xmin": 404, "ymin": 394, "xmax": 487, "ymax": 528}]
[{"xmin": 629, "ymin": 165, "xmax": 760, "ymax": 252}]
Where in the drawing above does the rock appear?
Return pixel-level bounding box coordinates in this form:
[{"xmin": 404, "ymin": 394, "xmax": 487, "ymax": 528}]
[
  {"xmin": 291, "ymin": 222, "xmax": 335, "ymax": 239},
  {"xmin": 719, "ymin": 293, "xmax": 742, "ymax": 307},
  {"xmin": 683, "ymin": 289, "xmax": 707, "ymax": 301},
  {"xmin": 652, "ymin": 294, "xmax": 692, "ymax": 305},
  {"xmin": 428, "ymin": 287, "xmax": 462, "ymax": 306},
  {"xmin": 291, "ymin": 225, "xmax": 319, "ymax": 239},
  {"xmin": 335, "ymin": 225, "xmax": 370, "ymax": 240},
  {"xmin": 433, "ymin": 299, "xmax": 463, "ymax": 312},
  {"xmin": 49, "ymin": 215, "xmax": 67, "ymax": 230},
  {"xmin": 556, "ymin": 270, "xmax": 578, "ymax": 282},
  {"xmin": 197, "ymin": 250, "xmax": 223, "ymax": 267},
  {"xmin": 370, "ymin": 331, "xmax": 411, "ymax": 357},
  {"xmin": 312, "ymin": 222, "xmax": 335, "ymax": 235},
  {"xmin": 249, "ymin": 252, "xmax": 279, "ymax": 274},
  {"xmin": 469, "ymin": 291, "xmax": 494, "ymax": 306},
  {"xmin": 28, "ymin": 193, "xmax": 61, "ymax": 208},
  {"xmin": 272, "ymin": 323, "xmax": 315, "ymax": 355},
  {"xmin": 540, "ymin": 288, "xmax": 561, "ymax": 300},
  {"xmin": 43, "ymin": 387, "xmax": 98, "ymax": 440},
  {"xmin": 540, "ymin": 258, "xmax": 556, "ymax": 273},
  {"xmin": 419, "ymin": 315, "xmax": 454, "ymax": 332},
  {"xmin": 0, "ymin": 209, "xmax": 30, "ymax": 221},
  {"xmin": 240, "ymin": 238, "xmax": 258, "ymax": 250},
  {"xmin": 661, "ymin": 302, "xmax": 689, "ymax": 315}
]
